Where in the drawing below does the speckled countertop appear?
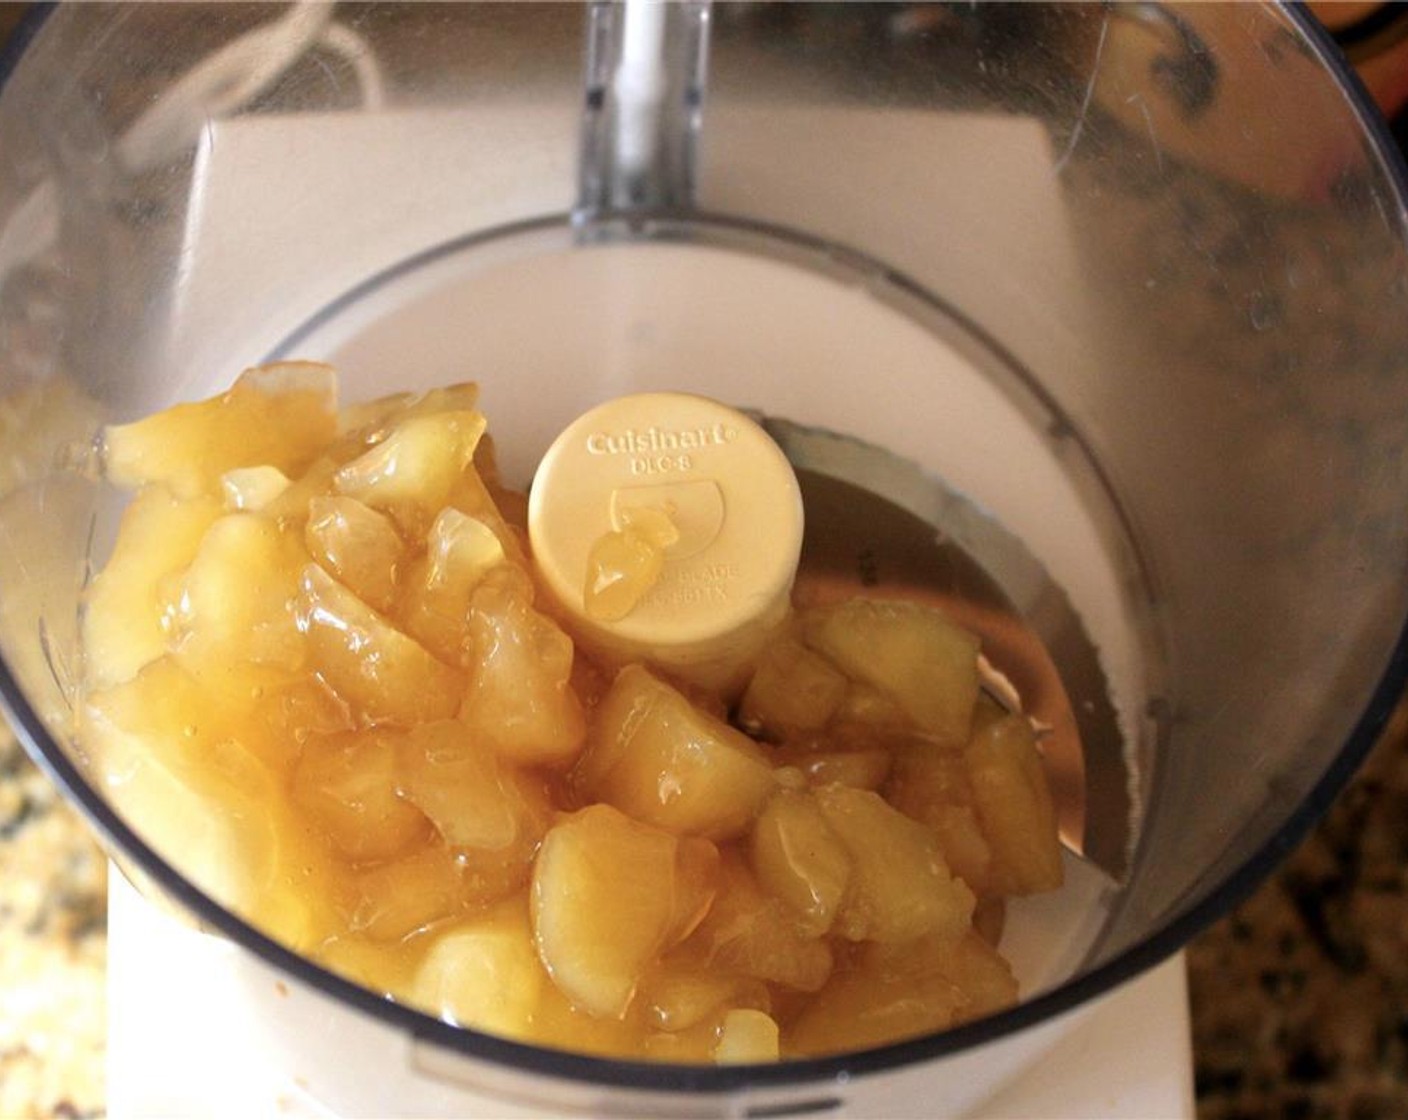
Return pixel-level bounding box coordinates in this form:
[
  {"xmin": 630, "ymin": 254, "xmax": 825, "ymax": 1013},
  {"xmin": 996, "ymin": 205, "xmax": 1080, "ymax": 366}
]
[
  {"xmin": 0, "ymin": 730, "xmax": 105, "ymax": 1120},
  {"xmin": 1189, "ymin": 701, "xmax": 1408, "ymax": 1120}
]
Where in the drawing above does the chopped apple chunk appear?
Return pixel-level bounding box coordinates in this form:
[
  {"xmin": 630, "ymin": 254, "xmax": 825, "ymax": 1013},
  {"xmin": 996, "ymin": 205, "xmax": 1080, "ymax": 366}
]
[
  {"xmin": 804, "ymin": 598, "xmax": 981, "ymax": 745},
  {"xmin": 459, "ymin": 583, "xmax": 586, "ymax": 767},
  {"xmin": 739, "ymin": 636, "xmax": 848, "ymax": 739},
  {"xmin": 714, "ymin": 1009, "xmax": 781, "ymax": 1064},
  {"xmin": 814, "ymin": 785, "xmax": 974, "ymax": 944},
  {"xmin": 220, "ymin": 465, "xmax": 291, "ymax": 511},
  {"xmin": 347, "ymin": 846, "xmax": 468, "ymax": 941},
  {"xmin": 639, "ymin": 968, "xmax": 766, "ymax": 1034},
  {"xmin": 886, "ymin": 746, "xmax": 996, "ymax": 894},
  {"xmin": 334, "ymin": 409, "xmax": 487, "ymax": 536},
  {"xmin": 168, "ymin": 513, "xmax": 308, "ymax": 676},
  {"xmin": 82, "ymin": 486, "xmax": 222, "ymax": 689},
  {"xmin": 411, "ymin": 897, "xmax": 545, "ymax": 1040},
  {"xmin": 393, "ymin": 720, "xmax": 550, "ymax": 858},
  {"xmin": 965, "ymin": 713, "xmax": 1063, "ymax": 895},
  {"xmin": 575, "ymin": 665, "xmax": 776, "ymax": 840},
  {"xmin": 398, "ymin": 508, "xmax": 506, "ymax": 665},
  {"xmin": 102, "ymin": 362, "xmax": 337, "ymax": 497},
  {"xmin": 291, "ymin": 729, "xmax": 430, "ymax": 862},
  {"xmin": 305, "ymin": 495, "xmax": 405, "ymax": 614},
  {"xmin": 297, "ymin": 564, "xmax": 463, "ymax": 727},
  {"xmin": 772, "ymin": 745, "xmax": 892, "ymax": 792},
  {"xmin": 82, "ymin": 656, "xmax": 339, "ymax": 948},
  {"xmin": 788, "ymin": 929, "xmax": 1018, "ymax": 1056},
  {"xmin": 683, "ymin": 854, "xmax": 833, "ymax": 993},
  {"xmin": 531, "ymin": 805, "xmax": 714, "ymax": 1019},
  {"xmin": 750, "ymin": 791, "xmax": 851, "ymax": 937},
  {"xmin": 338, "ymin": 381, "xmax": 481, "ymax": 442}
]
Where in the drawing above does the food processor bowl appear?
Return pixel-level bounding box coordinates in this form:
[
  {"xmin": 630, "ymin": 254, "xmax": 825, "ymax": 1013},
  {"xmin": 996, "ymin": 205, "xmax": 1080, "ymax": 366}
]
[{"xmin": 1, "ymin": 3, "xmax": 1407, "ymax": 1116}]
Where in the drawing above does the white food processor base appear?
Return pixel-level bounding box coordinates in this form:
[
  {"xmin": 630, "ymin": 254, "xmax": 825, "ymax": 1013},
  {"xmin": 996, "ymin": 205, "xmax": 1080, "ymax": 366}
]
[{"xmin": 106, "ymin": 872, "xmax": 1193, "ymax": 1120}]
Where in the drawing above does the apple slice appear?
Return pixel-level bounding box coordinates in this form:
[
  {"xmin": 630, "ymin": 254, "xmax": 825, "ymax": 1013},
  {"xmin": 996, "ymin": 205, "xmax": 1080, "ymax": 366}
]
[
  {"xmin": 103, "ymin": 362, "xmax": 336, "ymax": 497},
  {"xmin": 532, "ymin": 804, "xmax": 716, "ymax": 1019},
  {"xmin": 803, "ymin": 598, "xmax": 981, "ymax": 745},
  {"xmin": 575, "ymin": 664, "xmax": 776, "ymax": 840}
]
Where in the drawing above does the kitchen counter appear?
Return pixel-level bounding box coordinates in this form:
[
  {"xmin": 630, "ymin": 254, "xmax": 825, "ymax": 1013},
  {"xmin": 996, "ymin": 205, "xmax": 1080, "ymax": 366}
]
[
  {"xmin": 1190, "ymin": 700, "xmax": 1408, "ymax": 1119},
  {"xmin": 0, "ymin": 730, "xmax": 104, "ymax": 1120}
]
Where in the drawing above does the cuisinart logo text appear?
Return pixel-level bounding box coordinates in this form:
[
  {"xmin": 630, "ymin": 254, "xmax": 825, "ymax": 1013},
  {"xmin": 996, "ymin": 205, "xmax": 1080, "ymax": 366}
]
[{"xmin": 585, "ymin": 423, "xmax": 738, "ymax": 475}]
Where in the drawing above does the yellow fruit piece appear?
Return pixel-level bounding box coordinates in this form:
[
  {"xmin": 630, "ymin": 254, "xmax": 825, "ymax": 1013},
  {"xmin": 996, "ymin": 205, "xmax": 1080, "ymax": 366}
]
[
  {"xmin": 168, "ymin": 513, "xmax": 308, "ymax": 676},
  {"xmin": 582, "ymin": 505, "xmax": 680, "ymax": 622},
  {"xmin": 772, "ymin": 746, "xmax": 892, "ymax": 792},
  {"xmin": 253, "ymin": 674, "xmax": 354, "ymax": 754},
  {"xmin": 829, "ymin": 682, "xmax": 912, "ymax": 737},
  {"xmin": 305, "ymin": 495, "xmax": 405, "ymax": 614},
  {"xmin": 869, "ymin": 929, "xmax": 1020, "ymax": 1022},
  {"xmin": 411, "ymin": 897, "xmax": 545, "ymax": 1041},
  {"xmin": 621, "ymin": 505, "xmax": 681, "ymax": 548},
  {"xmin": 393, "ymin": 719, "xmax": 550, "ymax": 855},
  {"xmin": 683, "ymin": 854, "xmax": 833, "ymax": 993},
  {"xmin": 574, "ymin": 665, "xmax": 777, "ymax": 840},
  {"xmin": 459, "ymin": 582, "xmax": 586, "ymax": 767},
  {"xmin": 788, "ymin": 930, "xmax": 1017, "ymax": 1057},
  {"xmin": 750, "ymin": 791, "xmax": 851, "ymax": 937},
  {"xmin": 314, "ymin": 933, "xmax": 425, "ymax": 998},
  {"xmin": 639, "ymin": 969, "xmax": 765, "ymax": 1034},
  {"xmin": 220, "ymin": 465, "xmax": 291, "ymax": 511},
  {"xmin": 337, "ymin": 381, "xmax": 481, "ymax": 442},
  {"xmin": 532, "ymin": 804, "xmax": 708, "ymax": 1020},
  {"xmin": 583, "ymin": 527, "xmax": 666, "ymax": 622},
  {"xmin": 296, "ymin": 564, "xmax": 464, "ymax": 727},
  {"xmin": 447, "ymin": 463, "xmax": 528, "ymax": 568},
  {"xmin": 347, "ymin": 846, "xmax": 467, "ymax": 941},
  {"xmin": 82, "ymin": 486, "xmax": 223, "ymax": 689},
  {"xmin": 428, "ymin": 508, "xmax": 507, "ymax": 592},
  {"xmin": 813, "ymin": 785, "xmax": 974, "ymax": 944},
  {"xmin": 738, "ymin": 636, "xmax": 848, "ymax": 740},
  {"xmin": 641, "ymin": 1023, "xmax": 720, "ymax": 1064},
  {"xmin": 803, "ymin": 599, "xmax": 981, "ymax": 745},
  {"xmin": 786, "ymin": 952, "xmax": 962, "ymax": 1058},
  {"xmin": 262, "ymin": 455, "xmax": 341, "ymax": 528},
  {"xmin": 886, "ymin": 744, "xmax": 972, "ymax": 816},
  {"xmin": 669, "ymin": 832, "xmax": 722, "ymax": 945},
  {"xmin": 290, "ymin": 729, "xmax": 430, "ymax": 862},
  {"xmin": 713, "ymin": 1009, "xmax": 780, "ymax": 1064},
  {"xmin": 965, "ymin": 713, "xmax": 1063, "ymax": 895},
  {"xmin": 333, "ymin": 409, "xmax": 487, "ymax": 537},
  {"xmin": 398, "ymin": 508, "xmax": 506, "ymax": 665},
  {"xmin": 83, "ymin": 656, "xmax": 338, "ymax": 950},
  {"xmin": 532, "ymin": 977, "xmax": 645, "ymax": 1059},
  {"xmin": 885, "ymin": 746, "xmax": 996, "ymax": 894},
  {"xmin": 102, "ymin": 362, "xmax": 337, "ymax": 497},
  {"xmin": 929, "ymin": 805, "xmax": 997, "ymax": 897}
]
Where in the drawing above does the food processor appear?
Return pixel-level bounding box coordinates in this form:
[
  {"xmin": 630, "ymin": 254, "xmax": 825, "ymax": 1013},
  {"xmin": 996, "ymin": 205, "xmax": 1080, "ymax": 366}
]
[{"xmin": 1, "ymin": 2, "xmax": 1407, "ymax": 1116}]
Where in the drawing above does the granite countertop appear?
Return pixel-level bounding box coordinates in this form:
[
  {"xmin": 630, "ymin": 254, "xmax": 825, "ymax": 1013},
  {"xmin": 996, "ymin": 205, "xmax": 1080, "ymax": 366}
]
[
  {"xmin": 1189, "ymin": 700, "xmax": 1408, "ymax": 1119},
  {"xmin": 0, "ymin": 730, "xmax": 104, "ymax": 1120}
]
